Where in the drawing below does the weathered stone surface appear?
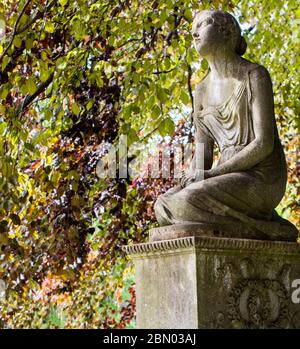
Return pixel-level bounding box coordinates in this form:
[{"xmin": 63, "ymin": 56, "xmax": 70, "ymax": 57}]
[
  {"xmin": 153, "ymin": 9, "xmax": 299, "ymax": 241},
  {"xmin": 149, "ymin": 222, "xmax": 298, "ymax": 242},
  {"xmin": 123, "ymin": 236, "xmax": 300, "ymax": 329}
]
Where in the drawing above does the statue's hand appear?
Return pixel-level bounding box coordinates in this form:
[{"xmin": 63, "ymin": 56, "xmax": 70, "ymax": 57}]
[
  {"xmin": 179, "ymin": 170, "xmax": 191, "ymax": 188},
  {"xmin": 180, "ymin": 169, "xmax": 206, "ymax": 188}
]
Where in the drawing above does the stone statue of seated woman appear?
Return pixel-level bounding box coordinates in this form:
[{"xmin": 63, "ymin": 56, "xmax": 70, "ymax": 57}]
[{"xmin": 152, "ymin": 10, "xmax": 299, "ymax": 242}]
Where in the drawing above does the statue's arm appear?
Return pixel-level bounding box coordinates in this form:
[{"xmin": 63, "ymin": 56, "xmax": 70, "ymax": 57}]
[
  {"xmin": 192, "ymin": 84, "xmax": 214, "ymax": 171},
  {"xmin": 180, "ymin": 84, "xmax": 214, "ymax": 187},
  {"xmin": 206, "ymin": 66, "xmax": 275, "ymax": 178},
  {"xmin": 191, "ymin": 126, "xmax": 214, "ymax": 171}
]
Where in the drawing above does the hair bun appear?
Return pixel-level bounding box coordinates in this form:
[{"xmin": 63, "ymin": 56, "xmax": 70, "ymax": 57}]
[{"xmin": 236, "ymin": 35, "xmax": 247, "ymax": 56}]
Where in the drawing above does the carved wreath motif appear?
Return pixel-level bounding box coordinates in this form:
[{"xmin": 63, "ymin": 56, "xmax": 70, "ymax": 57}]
[
  {"xmin": 227, "ymin": 278, "xmax": 289, "ymax": 329},
  {"xmin": 214, "ymin": 258, "xmax": 300, "ymax": 329}
]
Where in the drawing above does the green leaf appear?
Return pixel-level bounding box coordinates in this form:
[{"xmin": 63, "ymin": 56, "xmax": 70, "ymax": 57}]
[
  {"xmin": 25, "ymin": 37, "xmax": 34, "ymax": 50},
  {"xmin": 45, "ymin": 21, "xmax": 55, "ymax": 33},
  {"xmin": 2, "ymin": 56, "xmax": 9, "ymax": 70},
  {"xmin": 26, "ymin": 78, "xmax": 36, "ymax": 95},
  {"xmin": 59, "ymin": 0, "xmax": 68, "ymax": 6},
  {"xmin": 56, "ymin": 58, "xmax": 67, "ymax": 70},
  {"xmin": 158, "ymin": 117, "xmax": 175, "ymax": 137},
  {"xmin": 152, "ymin": 104, "xmax": 161, "ymax": 119},
  {"xmin": 184, "ymin": 9, "xmax": 193, "ymax": 22},
  {"xmin": 13, "ymin": 36, "xmax": 22, "ymax": 48},
  {"xmin": 0, "ymin": 85, "xmax": 8, "ymax": 99},
  {"xmin": 41, "ymin": 51, "xmax": 48, "ymax": 61},
  {"xmin": 201, "ymin": 59, "xmax": 208, "ymax": 70},
  {"xmin": 50, "ymin": 171, "xmax": 61, "ymax": 185},
  {"xmin": 71, "ymin": 103, "xmax": 80, "ymax": 115},
  {"xmin": 186, "ymin": 48, "xmax": 195, "ymax": 65},
  {"xmin": 86, "ymin": 100, "xmax": 94, "ymax": 111},
  {"xmin": 180, "ymin": 91, "xmax": 190, "ymax": 105},
  {"xmin": 0, "ymin": 121, "xmax": 7, "ymax": 135},
  {"xmin": 40, "ymin": 67, "xmax": 50, "ymax": 82},
  {"xmin": 160, "ymin": 10, "xmax": 168, "ymax": 23},
  {"xmin": 24, "ymin": 142, "xmax": 35, "ymax": 152},
  {"xmin": 127, "ymin": 128, "xmax": 139, "ymax": 146},
  {"xmin": 147, "ymin": 95, "xmax": 156, "ymax": 109},
  {"xmin": 157, "ymin": 88, "xmax": 168, "ymax": 103},
  {"xmin": 91, "ymin": 242, "xmax": 99, "ymax": 251},
  {"xmin": 131, "ymin": 105, "xmax": 140, "ymax": 114}
]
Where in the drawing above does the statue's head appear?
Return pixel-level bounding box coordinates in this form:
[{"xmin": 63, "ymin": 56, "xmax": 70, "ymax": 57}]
[{"xmin": 192, "ymin": 10, "xmax": 247, "ymax": 57}]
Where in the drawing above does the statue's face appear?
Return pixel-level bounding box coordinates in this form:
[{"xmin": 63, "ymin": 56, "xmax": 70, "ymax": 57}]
[{"xmin": 192, "ymin": 12, "xmax": 222, "ymax": 57}]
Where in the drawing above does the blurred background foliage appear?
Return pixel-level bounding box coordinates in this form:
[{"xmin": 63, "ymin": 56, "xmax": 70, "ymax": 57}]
[{"xmin": 0, "ymin": 0, "xmax": 298, "ymax": 328}]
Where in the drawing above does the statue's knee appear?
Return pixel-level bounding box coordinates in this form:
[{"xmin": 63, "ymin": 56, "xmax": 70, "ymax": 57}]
[
  {"xmin": 153, "ymin": 199, "xmax": 159, "ymax": 213},
  {"xmin": 179, "ymin": 189, "xmax": 196, "ymax": 204},
  {"xmin": 154, "ymin": 196, "xmax": 164, "ymax": 214}
]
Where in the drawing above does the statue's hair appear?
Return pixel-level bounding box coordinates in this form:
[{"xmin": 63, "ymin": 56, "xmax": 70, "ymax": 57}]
[{"xmin": 195, "ymin": 10, "xmax": 247, "ymax": 56}]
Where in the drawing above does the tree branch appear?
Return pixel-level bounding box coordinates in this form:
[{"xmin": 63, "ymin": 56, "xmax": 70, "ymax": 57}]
[
  {"xmin": 186, "ymin": 57, "xmax": 194, "ymax": 142},
  {"xmin": 15, "ymin": 9, "xmax": 43, "ymax": 35},
  {"xmin": 187, "ymin": 62, "xmax": 194, "ymax": 112},
  {"xmin": 0, "ymin": 0, "xmax": 32, "ymax": 63},
  {"xmin": 153, "ymin": 67, "xmax": 176, "ymax": 75},
  {"xmin": 116, "ymin": 37, "xmax": 143, "ymax": 49},
  {"xmin": 18, "ymin": 72, "xmax": 54, "ymax": 116}
]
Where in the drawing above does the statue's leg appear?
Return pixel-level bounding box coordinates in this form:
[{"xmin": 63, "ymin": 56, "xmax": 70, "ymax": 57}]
[
  {"xmin": 154, "ymin": 180, "xmax": 243, "ymax": 226},
  {"xmin": 154, "ymin": 185, "xmax": 182, "ymax": 226},
  {"xmin": 154, "ymin": 172, "xmax": 274, "ymax": 226},
  {"xmin": 153, "ymin": 173, "xmax": 298, "ymax": 240}
]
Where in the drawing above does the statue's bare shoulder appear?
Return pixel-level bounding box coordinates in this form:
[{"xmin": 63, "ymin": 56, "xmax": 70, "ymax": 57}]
[
  {"xmin": 241, "ymin": 59, "xmax": 273, "ymax": 105},
  {"xmin": 194, "ymin": 74, "xmax": 209, "ymax": 111},
  {"xmin": 240, "ymin": 59, "xmax": 272, "ymax": 85}
]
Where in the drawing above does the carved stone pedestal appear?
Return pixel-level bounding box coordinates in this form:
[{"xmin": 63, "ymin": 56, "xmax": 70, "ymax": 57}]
[{"xmin": 123, "ymin": 236, "xmax": 300, "ymax": 329}]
